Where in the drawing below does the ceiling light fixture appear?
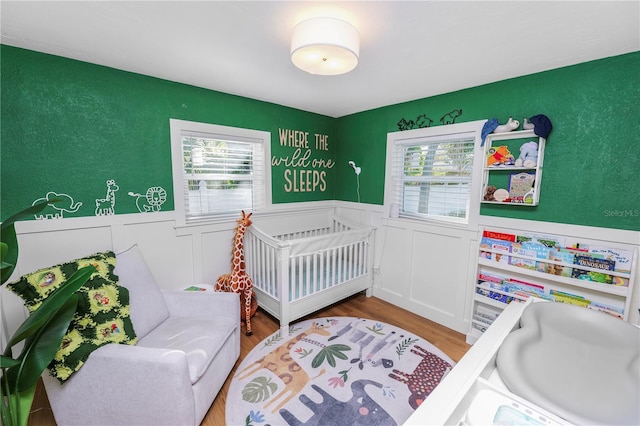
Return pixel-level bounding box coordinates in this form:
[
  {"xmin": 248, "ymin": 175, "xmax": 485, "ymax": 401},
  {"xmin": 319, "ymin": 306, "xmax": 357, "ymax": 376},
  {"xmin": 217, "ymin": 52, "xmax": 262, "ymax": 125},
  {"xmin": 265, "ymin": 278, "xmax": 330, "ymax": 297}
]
[{"xmin": 290, "ymin": 17, "xmax": 360, "ymax": 76}]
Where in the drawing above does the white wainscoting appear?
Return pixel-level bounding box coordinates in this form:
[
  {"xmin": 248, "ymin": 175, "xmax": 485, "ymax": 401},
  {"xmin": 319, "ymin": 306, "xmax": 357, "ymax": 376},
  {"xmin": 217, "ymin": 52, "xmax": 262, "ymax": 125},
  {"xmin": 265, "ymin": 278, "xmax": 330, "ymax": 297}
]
[
  {"xmin": 3, "ymin": 202, "xmax": 639, "ymax": 346},
  {"xmin": 336, "ymin": 203, "xmax": 478, "ymax": 333}
]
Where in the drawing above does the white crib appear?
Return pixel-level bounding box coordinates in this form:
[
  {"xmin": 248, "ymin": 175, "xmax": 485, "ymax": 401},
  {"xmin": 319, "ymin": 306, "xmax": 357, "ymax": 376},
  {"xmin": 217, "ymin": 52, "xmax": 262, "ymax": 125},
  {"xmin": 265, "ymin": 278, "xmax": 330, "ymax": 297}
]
[{"xmin": 245, "ymin": 214, "xmax": 374, "ymax": 335}]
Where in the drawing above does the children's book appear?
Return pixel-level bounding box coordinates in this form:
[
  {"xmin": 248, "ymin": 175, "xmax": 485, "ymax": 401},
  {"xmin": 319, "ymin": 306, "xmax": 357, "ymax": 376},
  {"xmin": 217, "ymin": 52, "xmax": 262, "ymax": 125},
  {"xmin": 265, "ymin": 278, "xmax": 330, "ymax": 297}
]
[
  {"xmin": 587, "ymin": 302, "xmax": 624, "ymax": 319},
  {"xmin": 480, "ymin": 237, "xmax": 511, "ymax": 263},
  {"xmin": 520, "ymin": 239, "xmax": 553, "ymax": 272},
  {"xmin": 550, "ymin": 290, "xmax": 591, "ymax": 307},
  {"xmin": 505, "ymin": 278, "xmax": 545, "ymax": 295},
  {"xmin": 476, "ymin": 287, "xmax": 515, "ymax": 304},
  {"xmin": 483, "ymin": 230, "xmax": 516, "ymax": 242},
  {"xmin": 546, "ymin": 248, "xmax": 581, "ymax": 277},
  {"xmin": 478, "ymin": 272, "xmax": 504, "ymax": 284},
  {"xmin": 510, "ymin": 243, "xmax": 537, "ymax": 270},
  {"xmin": 587, "ymin": 246, "xmax": 632, "ymax": 286},
  {"xmin": 508, "ymin": 172, "xmax": 535, "ymax": 199},
  {"xmin": 184, "ymin": 285, "xmax": 207, "ymax": 291},
  {"xmin": 516, "ymin": 233, "xmax": 565, "ymax": 248},
  {"xmin": 491, "ymin": 241, "xmax": 511, "ymax": 264},
  {"xmin": 571, "ymin": 255, "xmax": 616, "ymax": 284}
]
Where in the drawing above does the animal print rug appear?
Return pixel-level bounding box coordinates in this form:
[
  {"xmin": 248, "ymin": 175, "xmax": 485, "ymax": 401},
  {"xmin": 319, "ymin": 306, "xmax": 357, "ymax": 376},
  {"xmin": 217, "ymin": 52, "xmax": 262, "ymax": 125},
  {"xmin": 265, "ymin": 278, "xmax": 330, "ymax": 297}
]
[{"xmin": 226, "ymin": 317, "xmax": 455, "ymax": 426}]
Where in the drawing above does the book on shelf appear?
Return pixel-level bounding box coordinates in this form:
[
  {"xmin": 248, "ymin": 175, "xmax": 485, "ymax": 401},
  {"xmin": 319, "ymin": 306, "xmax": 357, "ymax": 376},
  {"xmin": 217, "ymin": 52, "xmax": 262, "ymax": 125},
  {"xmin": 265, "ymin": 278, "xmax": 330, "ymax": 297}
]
[
  {"xmin": 477, "ymin": 280, "xmax": 505, "ymax": 292},
  {"xmin": 480, "ymin": 237, "xmax": 511, "ymax": 264},
  {"xmin": 476, "ymin": 287, "xmax": 517, "ymax": 304},
  {"xmin": 483, "ymin": 230, "xmax": 516, "ymax": 242},
  {"xmin": 571, "ymin": 255, "xmax": 616, "ymax": 284},
  {"xmin": 516, "ymin": 232, "xmax": 565, "ymax": 249},
  {"xmin": 508, "ymin": 172, "xmax": 535, "ymax": 199},
  {"xmin": 475, "ymin": 304, "xmax": 502, "ymax": 321},
  {"xmin": 546, "ymin": 247, "xmax": 582, "ymax": 277},
  {"xmin": 587, "ymin": 246, "xmax": 632, "ymax": 286},
  {"xmin": 472, "ymin": 314, "xmax": 494, "ymax": 326},
  {"xmin": 587, "ymin": 302, "xmax": 624, "ymax": 320},
  {"xmin": 550, "ymin": 290, "xmax": 591, "ymax": 308},
  {"xmin": 471, "ymin": 322, "xmax": 489, "ymax": 333},
  {"xmin": 510, "ymin": 243, "xmax": 537, "ymax": 270},
  {"xmin": 478, "ymin": 272, "xmax": 505, "ymax": 284},
  {"xmin": 492, "ymin": 241, "xmax": 511, "ymax": 264},
  {"xmin": 504, "ymin": 278, "xmax": 545, "ymax": 296}
]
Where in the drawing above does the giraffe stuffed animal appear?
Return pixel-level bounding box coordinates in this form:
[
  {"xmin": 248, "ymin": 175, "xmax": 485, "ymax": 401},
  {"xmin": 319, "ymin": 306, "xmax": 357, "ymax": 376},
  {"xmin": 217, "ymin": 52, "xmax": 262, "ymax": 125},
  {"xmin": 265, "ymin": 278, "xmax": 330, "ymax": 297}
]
[{"xmin": 215, "ymin": 210, "xmax": 256, "ymax": 336}]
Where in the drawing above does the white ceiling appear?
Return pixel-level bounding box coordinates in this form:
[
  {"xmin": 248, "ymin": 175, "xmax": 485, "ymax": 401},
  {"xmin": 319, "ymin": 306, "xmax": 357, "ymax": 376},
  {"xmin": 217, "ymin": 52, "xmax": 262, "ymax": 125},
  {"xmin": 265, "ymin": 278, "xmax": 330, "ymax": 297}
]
[{"xmin": 2, "ymin": 1, "xmax": 639, "ymax": 118}]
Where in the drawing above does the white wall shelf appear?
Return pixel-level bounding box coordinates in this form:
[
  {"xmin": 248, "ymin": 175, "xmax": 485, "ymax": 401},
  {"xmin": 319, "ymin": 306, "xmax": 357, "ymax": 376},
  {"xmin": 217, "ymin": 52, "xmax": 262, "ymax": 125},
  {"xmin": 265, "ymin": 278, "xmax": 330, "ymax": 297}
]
[{"xmin": 481, "ymin": 129, "xmax": 545, "ymax": 206}]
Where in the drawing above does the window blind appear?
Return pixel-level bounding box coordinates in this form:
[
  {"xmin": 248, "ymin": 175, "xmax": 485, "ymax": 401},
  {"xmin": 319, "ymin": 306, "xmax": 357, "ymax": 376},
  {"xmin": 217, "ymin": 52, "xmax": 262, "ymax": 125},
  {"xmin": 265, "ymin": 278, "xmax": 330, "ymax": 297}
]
[
  {"xmin": 391, "ymin": 135, "xmax": 475, "ymax": 222},
  {"xmin": 181, "ymin": 133, "xmax": 265, "ymax": 222}
]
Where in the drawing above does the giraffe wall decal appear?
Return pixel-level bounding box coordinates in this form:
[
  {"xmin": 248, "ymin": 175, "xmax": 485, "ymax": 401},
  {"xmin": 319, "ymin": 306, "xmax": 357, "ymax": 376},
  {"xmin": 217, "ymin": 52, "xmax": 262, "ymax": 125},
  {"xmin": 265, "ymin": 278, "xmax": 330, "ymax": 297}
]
[
  {"xmin": 235, "ymin": 321, "xmax": 331, "ymax": 413},
  {"xmin": 215, "ymin": 210, "xmax": 256, "ymax": 336},
  {"xmin": 95, "ymin": 179, "xmax": 119, "ymax": 216}
]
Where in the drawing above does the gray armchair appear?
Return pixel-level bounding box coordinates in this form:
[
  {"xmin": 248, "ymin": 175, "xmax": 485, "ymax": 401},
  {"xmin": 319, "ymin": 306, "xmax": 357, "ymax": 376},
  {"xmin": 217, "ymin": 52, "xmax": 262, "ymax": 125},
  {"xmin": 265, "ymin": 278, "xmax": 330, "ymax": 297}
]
[{"xmin": 41, "ymin": 244, "xmax": 240, "ymax": 425}]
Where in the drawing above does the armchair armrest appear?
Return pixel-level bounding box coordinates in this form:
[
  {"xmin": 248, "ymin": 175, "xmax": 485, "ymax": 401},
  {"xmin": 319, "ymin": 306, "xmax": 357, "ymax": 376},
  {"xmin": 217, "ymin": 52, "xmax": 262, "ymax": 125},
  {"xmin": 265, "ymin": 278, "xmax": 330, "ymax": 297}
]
[
  {"xmin": 162, "ymin": 289, "xmax": 240, "ymax": 320},
  {"xmin": 43, "ymin": 344, "xmax": 197, "ymax": 425}
]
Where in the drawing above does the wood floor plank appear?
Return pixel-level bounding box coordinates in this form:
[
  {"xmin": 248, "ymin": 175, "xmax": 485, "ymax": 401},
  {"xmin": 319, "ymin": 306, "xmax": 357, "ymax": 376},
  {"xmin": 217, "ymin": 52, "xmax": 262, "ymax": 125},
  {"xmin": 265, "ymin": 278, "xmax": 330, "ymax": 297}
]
[{"xmin": 28, "ymin": 293, "xmax": 470, "ymax": 426}]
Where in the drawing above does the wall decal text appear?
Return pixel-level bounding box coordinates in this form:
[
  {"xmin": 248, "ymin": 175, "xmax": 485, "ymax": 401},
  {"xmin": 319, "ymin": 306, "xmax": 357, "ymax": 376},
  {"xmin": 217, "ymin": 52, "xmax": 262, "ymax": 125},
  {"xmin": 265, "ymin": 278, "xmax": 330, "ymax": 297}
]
[{"xmin": 274, "ymin": 128, "xmax": 334, "ymax": 193}]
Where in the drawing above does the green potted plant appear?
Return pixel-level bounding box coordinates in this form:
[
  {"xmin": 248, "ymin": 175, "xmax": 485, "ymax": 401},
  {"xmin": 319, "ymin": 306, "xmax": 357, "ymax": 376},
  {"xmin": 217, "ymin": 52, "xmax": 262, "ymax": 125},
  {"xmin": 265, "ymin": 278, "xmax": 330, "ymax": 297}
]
[{"xmin": 0, "ymin": 200, "xmax": 95, "ymax": 426}]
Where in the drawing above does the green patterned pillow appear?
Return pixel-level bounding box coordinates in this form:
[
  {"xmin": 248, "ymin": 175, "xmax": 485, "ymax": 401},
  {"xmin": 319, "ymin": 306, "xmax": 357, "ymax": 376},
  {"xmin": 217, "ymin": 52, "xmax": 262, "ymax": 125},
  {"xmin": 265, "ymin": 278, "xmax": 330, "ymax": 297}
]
[{"xmin": 7, "ymin": 251, "xmax": 137, "ymax": 383}]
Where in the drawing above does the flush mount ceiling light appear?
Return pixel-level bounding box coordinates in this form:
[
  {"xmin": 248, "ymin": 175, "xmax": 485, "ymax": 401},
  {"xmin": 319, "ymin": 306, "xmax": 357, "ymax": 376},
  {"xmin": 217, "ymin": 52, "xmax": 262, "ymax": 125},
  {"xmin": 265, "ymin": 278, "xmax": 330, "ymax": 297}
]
[{"xmin": 291, "ymin": 17, "xmax": 360, "ymax": 76}]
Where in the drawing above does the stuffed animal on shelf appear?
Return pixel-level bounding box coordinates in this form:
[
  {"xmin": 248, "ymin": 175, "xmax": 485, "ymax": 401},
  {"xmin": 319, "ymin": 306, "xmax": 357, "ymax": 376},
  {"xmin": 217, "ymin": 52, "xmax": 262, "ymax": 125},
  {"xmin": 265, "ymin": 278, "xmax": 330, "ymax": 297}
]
[
  {"xmin": 484, "ymin": 185, "xmax": 497, "ymax": 201},
  {"xmin": 523, "ymin": 115, "xmax": 553, "ymax": 138},
  {"xmin": 523, "ymin": 117, "xmax": 535, "ymax": 130},
  {"xmin": 493, "ymin": 117, "xmax": 520, "ymax": 133},
  {"xmin": 515, "ymin": 141, "xmax": 538, "ymax": 168},
  {"xmin": 487, "ymin": 145, "xmax": 515, "ymax": 166}
]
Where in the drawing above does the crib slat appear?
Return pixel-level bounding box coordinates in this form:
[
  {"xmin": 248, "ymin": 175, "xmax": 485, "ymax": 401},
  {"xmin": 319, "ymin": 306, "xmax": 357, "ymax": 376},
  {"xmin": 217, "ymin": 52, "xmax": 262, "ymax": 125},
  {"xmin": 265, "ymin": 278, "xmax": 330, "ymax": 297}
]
[{"xmin": 348, "ymin": 244, "xmax": 357, "ymax": 280}]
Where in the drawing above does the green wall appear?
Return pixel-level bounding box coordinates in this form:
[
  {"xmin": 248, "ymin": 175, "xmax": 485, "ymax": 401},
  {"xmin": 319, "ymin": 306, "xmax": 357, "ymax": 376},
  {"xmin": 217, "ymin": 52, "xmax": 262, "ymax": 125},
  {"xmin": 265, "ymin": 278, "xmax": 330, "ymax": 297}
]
[
  {"xmin": 335, "ymin": 52, "xmax": 640, "ymax": 231},
  {"xmin": 1, "ymin": 45, "xmax": 336, "ymax": 218},
  {"xmin": 2, "ymin": 46, "xmax": 638, "ymax": 231}
]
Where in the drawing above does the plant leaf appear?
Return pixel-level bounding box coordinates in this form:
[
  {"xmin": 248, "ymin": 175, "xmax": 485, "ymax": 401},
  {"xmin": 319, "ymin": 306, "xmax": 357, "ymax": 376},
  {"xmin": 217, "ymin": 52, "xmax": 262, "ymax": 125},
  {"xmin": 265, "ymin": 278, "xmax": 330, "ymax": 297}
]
[
  {"xmin": 0, "ymin": 223, "xmax": 18, "ymax": 285},
  {"xmin": 6, "ymin": 294, "xmax": 79, "ymax": 392},
  {"xmin": 5, "ymin": 265, "xmax": 95, "ymax": 351},
  {"xmin": 0, "ymin": 199, "xmax": 63, "ymax": 233},
  {"xmin": 0, "ymin": 354, "xmax": 20, "ymax": 369},
  {"xmin": 1, "ymin": 199, "xmax": 59, "ymax": 285}
]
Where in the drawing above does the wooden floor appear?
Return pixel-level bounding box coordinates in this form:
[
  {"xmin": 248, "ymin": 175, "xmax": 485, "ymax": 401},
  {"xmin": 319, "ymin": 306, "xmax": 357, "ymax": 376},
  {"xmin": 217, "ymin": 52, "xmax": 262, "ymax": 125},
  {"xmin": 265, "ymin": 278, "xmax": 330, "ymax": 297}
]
[{"xmin": 28, "ymin": 293, "xmax": 471, "ymax": 426}]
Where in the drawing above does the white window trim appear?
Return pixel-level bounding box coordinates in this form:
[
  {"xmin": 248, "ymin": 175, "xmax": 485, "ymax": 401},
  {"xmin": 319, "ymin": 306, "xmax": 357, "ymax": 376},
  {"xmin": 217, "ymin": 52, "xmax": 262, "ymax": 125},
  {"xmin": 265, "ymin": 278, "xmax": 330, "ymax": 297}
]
[
  {"xmin": 384, "ymin": 120, "xmax": 486, "ymax": 230},
  {"xmin": 170, "ymin": 119, "xmax": 272, "ymax": 227}
]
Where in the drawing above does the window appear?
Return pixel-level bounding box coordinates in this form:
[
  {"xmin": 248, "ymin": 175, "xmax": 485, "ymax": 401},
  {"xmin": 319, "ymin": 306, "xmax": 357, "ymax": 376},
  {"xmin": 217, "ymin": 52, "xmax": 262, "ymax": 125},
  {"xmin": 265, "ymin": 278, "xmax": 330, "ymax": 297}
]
[
  {"xmin": 170, "ymin": 119, "xmax": 270, "ymax": 224},
  {"xmin": 385, "ymin": 120, "xmax": 484, "ymax": 225}
]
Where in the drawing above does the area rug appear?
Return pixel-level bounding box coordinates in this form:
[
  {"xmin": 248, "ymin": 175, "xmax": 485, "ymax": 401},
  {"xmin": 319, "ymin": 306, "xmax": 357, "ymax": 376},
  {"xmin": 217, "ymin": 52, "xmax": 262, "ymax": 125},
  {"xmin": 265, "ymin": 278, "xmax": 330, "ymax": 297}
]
[{"xmin": 227, "ymin": 317, "xmax": 455, "ymax": 426}]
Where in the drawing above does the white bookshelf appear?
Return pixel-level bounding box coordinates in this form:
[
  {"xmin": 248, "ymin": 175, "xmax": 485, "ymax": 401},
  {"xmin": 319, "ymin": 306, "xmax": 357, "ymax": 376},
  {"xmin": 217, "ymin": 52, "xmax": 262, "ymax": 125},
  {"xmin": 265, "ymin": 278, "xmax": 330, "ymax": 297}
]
[{"xmin": 467, "ymin": 225, "xmax": 637, "ymax": 344}]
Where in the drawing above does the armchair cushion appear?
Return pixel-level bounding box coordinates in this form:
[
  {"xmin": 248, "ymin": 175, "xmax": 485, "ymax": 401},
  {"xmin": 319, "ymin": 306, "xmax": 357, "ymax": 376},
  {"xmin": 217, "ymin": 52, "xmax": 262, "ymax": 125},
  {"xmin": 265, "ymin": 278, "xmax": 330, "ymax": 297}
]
[
  {"xmin": 114, "ymin": 244, "xmax": 170, "ymax": 338},
  {"xmin": 7, "ymin": 251, "xmax": 137, "ymax": 383},
  {"xmin": 138, "ymin": 315, "xmax": 237, "ymax": 383}
]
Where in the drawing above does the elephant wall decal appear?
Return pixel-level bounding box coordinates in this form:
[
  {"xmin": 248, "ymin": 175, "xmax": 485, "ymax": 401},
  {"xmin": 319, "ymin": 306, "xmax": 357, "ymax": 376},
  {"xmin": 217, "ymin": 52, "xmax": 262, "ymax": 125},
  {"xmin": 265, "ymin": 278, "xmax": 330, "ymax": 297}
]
[{"xmin": 32, "ymin": 192, "xmax": 82, "ymax": 219}]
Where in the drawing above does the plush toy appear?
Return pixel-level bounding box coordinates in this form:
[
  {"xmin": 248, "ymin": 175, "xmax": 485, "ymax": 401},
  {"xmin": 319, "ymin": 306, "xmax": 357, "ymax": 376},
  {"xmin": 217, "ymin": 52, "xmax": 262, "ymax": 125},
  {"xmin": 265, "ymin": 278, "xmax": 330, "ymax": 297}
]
[
  {"xmin": 515, "ymin": 141, "xmax": 538, "ymax": 168},
  {"xmin": 493, "ymin": 117, "xmax": 520, "ymax": 133},
  {"xmin": 487, "ymin": 145, "xmax": 515, "ymax": 166},
  {"xmin": 523, "ymin": 117, "xmax": 535, "ymax": 130},
  {"xmin": 484, "ymin": 185, "xmax": 497, "ymax": 201}
]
